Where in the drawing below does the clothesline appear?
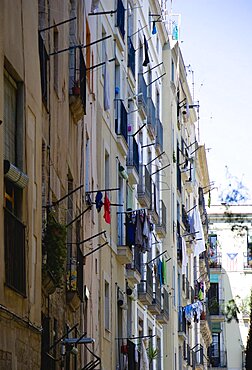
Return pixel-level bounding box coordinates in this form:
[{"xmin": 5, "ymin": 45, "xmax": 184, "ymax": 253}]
[
  {"xmin": 117, "ymin": 207, "xmax": 148, "ymax": 214},
  {"xmin": 146, "ymin": 250, "xmax": 167, "ymax": 265}
]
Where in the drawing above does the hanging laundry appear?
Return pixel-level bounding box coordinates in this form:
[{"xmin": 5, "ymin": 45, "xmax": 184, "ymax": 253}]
[
  {"xmin": 192, "ymin": 208, "xmax": 206, "ymax": 257},
  {"xmin": 104, "ymin": 53, "xmax": 110, "ymax": 111},
  {"xmin": 135, "ymin": 210, "xmax": 144, "ymax": 248},
  {"xmin": 142, "ymin": 35, "xmax": 150, "ymax": 67},
  {"xmin": 157, "ymin": 259, "xmax": 163, "ymax": 285},
  {"xmin": 90, "ymin": 0, "xmax": 100, "ymax": 13},
  {"xmin": 103, "ymin": 193, "xmax": 111, "ymax": 224},
  {"xmin": 184, "ymin": 301, "xmax": 203, "ymax": 323},
  {"xmin": 152, "ymin": 21, "xmax": 157, "ymax": 35},
  {"xmin": 95, "ymin": 191, "xmax": 103, "ymax": 212},
  {"xmin": 142, "ymin": 211, "xmax": 152, "ymax": 252},
  {"xmin": 126, "ymin": 211, "xmax": 136, "ymax": 246},
  {"xmin": 162, "ymin": 258, "xmax": 167, "ymax": 285},
  {"xmin": 198, "ymin": 289, "xmax": 203, "ymax": 301}
]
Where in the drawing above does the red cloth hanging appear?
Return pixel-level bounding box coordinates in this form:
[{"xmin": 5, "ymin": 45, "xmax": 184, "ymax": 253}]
[{"xmin": 103, "ymin": 193, "xmax": 111, "ymax": 224}]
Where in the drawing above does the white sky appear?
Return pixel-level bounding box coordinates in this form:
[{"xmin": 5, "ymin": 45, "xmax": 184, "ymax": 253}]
[{"xmin": 171, "ymin": 0, "xmax": 252, "ymax": 203}]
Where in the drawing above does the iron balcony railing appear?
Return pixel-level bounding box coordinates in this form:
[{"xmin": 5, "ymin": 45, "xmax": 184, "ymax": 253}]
[
  {"xmin": 208, "ymin": 350, "xmax": 227, "ymax": 368},
  {"xmin": 192, "ymin": 345, "xmax": 204, "ymax": 367},
  {"xmin": 116, "ymin": 0, "xmax": 125, "ymax": 39},
  {"xmin": 137, "ymin": 165, "xmax": 151, "ymax": 201},
  {"xmin": 138, "ymin": 265, "xmax": 153, "ymax": 297},
  {"xmin": 69, "ymin": 46, "xmax": 86, "ymax": 114},
  {"xmin": 209, "ymin": 252, "xmax": 222, "ymax": 268},
  {"xmin": 128, "ymin": 38, "xmax": 135, "ymax": 76},
  {"xmin": 4, "ymin": 208, "xmax": 26, "ymax": 295},
  {"xmin": 127, "ymin": 245, "xmax": 141, "ymax": 274},
  {"xmin": 137, "ymin": 73, "xmax": 148, "ymax": 110},
  {"xmin": 208, "ymin": 298, "xmax": 225, "ymax": 316},
  {"xmin": 155, "ymin": 117, "xmax": 163, "ymax": 152},
  {"xmin": 153, "ymin": 282, "xmax": 162, "ymax": 308},
  {"xmin": 127, "ymin": 136, "xmax": 139, "ymax": 174},
  {"xmin": 115, "ymin": 100, "xmax": 128, "ymax": 144},
  {"xmin": 147, "ymin": 97, "xmax": 156, "ymax": 132}
]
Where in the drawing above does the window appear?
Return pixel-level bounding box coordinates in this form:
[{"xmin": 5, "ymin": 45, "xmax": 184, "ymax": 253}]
[
  {"xmin": 116, "ymin": 0, "xmax": 125, "ymax": 39},
  {"xmin": 104, "ymin": 280, "xmax": 110, "ymax": 330},
  {"xmin": 38, "ymin": 33, "xmax": 48, "ymax": 105},
  {"xmin": 4, "ymin": 71, "xmax": 18, "ymax": 164},
  {"xmin": 4, "ymin": 69, "xmax": 26, "ymax": 295}
]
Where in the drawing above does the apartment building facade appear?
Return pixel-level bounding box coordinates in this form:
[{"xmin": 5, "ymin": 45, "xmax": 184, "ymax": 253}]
[
  {"xmin": 0, "ymin": 0, "xmax": 212, "ymax": 369},
  {"xmin": 207, "ymin": 205, "xmax": 252, "ymax": 370},
  {"xmin": 0, "ymin": 1, "xmax": 42, "ymax": 369}
]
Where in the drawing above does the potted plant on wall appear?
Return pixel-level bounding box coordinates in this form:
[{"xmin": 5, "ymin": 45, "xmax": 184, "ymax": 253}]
[{"xmin": 42, "ymin": 210, "xmax": 67, "ymax": 293}]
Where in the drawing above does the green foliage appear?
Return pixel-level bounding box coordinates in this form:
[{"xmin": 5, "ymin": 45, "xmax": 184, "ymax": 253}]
[
  {"xmin": 225, "ymin": 299, "xmax": 240, "ymax": 323},
  {"xmin": 43, "ymin": 211, "xmax": 67, "ymax": 287},
  {"xmin": 246, "ymin": 289, "xmax": 252, "ymax": 369},
  {"xmin": 147, "ymin": 346, "xmax": 159, "ymax": 363}
]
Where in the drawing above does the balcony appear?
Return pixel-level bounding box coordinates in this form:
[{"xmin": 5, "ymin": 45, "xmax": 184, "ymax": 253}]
[
  {"xmin": 208, "ymin": 298, "xmax": 225, "ymax": 321},
  {"xmin": 182, "ymin": 205, "xmax": 190, "ymax": 233},
  {"xmin": 156, "ymin": 288, "xmax": 169, "ymax": 324},
  {"xmin": 209, "ymin": 252, "xmax": 222, "ymax": 269},
  {"xmin": 156, "ymin": 200, "xmax": 167, "ymax": 237},
  {"xmin": 138, "ymin": 265, "xmax": 153, "ymax": 305},
  {"xmin": 116, "ymin": 0, "xmax": 125, "ymax": 41},
  {"xmin": 117, "ymin": 213, "xmax": 133, "ymax": 264},
  {"xmin": 208, "ymin": 350, "xmax": 227, "ymax": 368},
  {"xmin": 137, "ymin": 165, "xmax": 152, "ymax": 208},
  {"xmin": 243, "ymin": 251, "xmax": 252, "ymax": 269},
  {"xmin": 128, "ymin": 38, "xmax": 135, "ymax": 77},
  {"xmin": 115, "ymin": 100, "xmax": 128, "ymax": 155},
  {"xmin": 149, "ymin": 181, "xmax": 159, "ymax": 224},
  {"xmin": 69, "ymin": 47, "xmax": 86, "ymax": 122},
  {"xmin": 155, "ymin": 117, "xmax": 163, "ymax": 154},
  {"xmin": 137, "ymin": 74, "xmax": 148, "ymax": 116},
  {"xmin": 4, "ymin": 208, "xmax": 26, "ymax": 295},
  {"xmin": 178, "ymin": 306, "xmax": 187, "ymax": 337},
  {"xmin": 191, "ymin": 344, "xmax": 204, "ymax": 369},
  {"xmin": 66, "ymin": 244, "xmax": 83, "ymax": 311},
  {"xmin": 148, "ymin": 282, "xmax": 161, "ymax": 315},
  {"xmin": 126, "ymin": 246, "xmax": 141, "ymax": 284},
  {"xmin": 127, "ymin": 136, "xmax": 139, "ymax": 184},
  {"xmin": 200, "ymin": 310, "xmax": 212, "ymax": 348},
  {"xmin": 147, "ymin": 97, "xmax": 156, "ymax": 139}
]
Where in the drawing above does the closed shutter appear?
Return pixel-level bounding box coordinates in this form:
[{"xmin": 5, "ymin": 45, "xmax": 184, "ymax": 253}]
[{"xmin": 4, "ymin": 71, "xmax": 17, "ymax": 164}]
